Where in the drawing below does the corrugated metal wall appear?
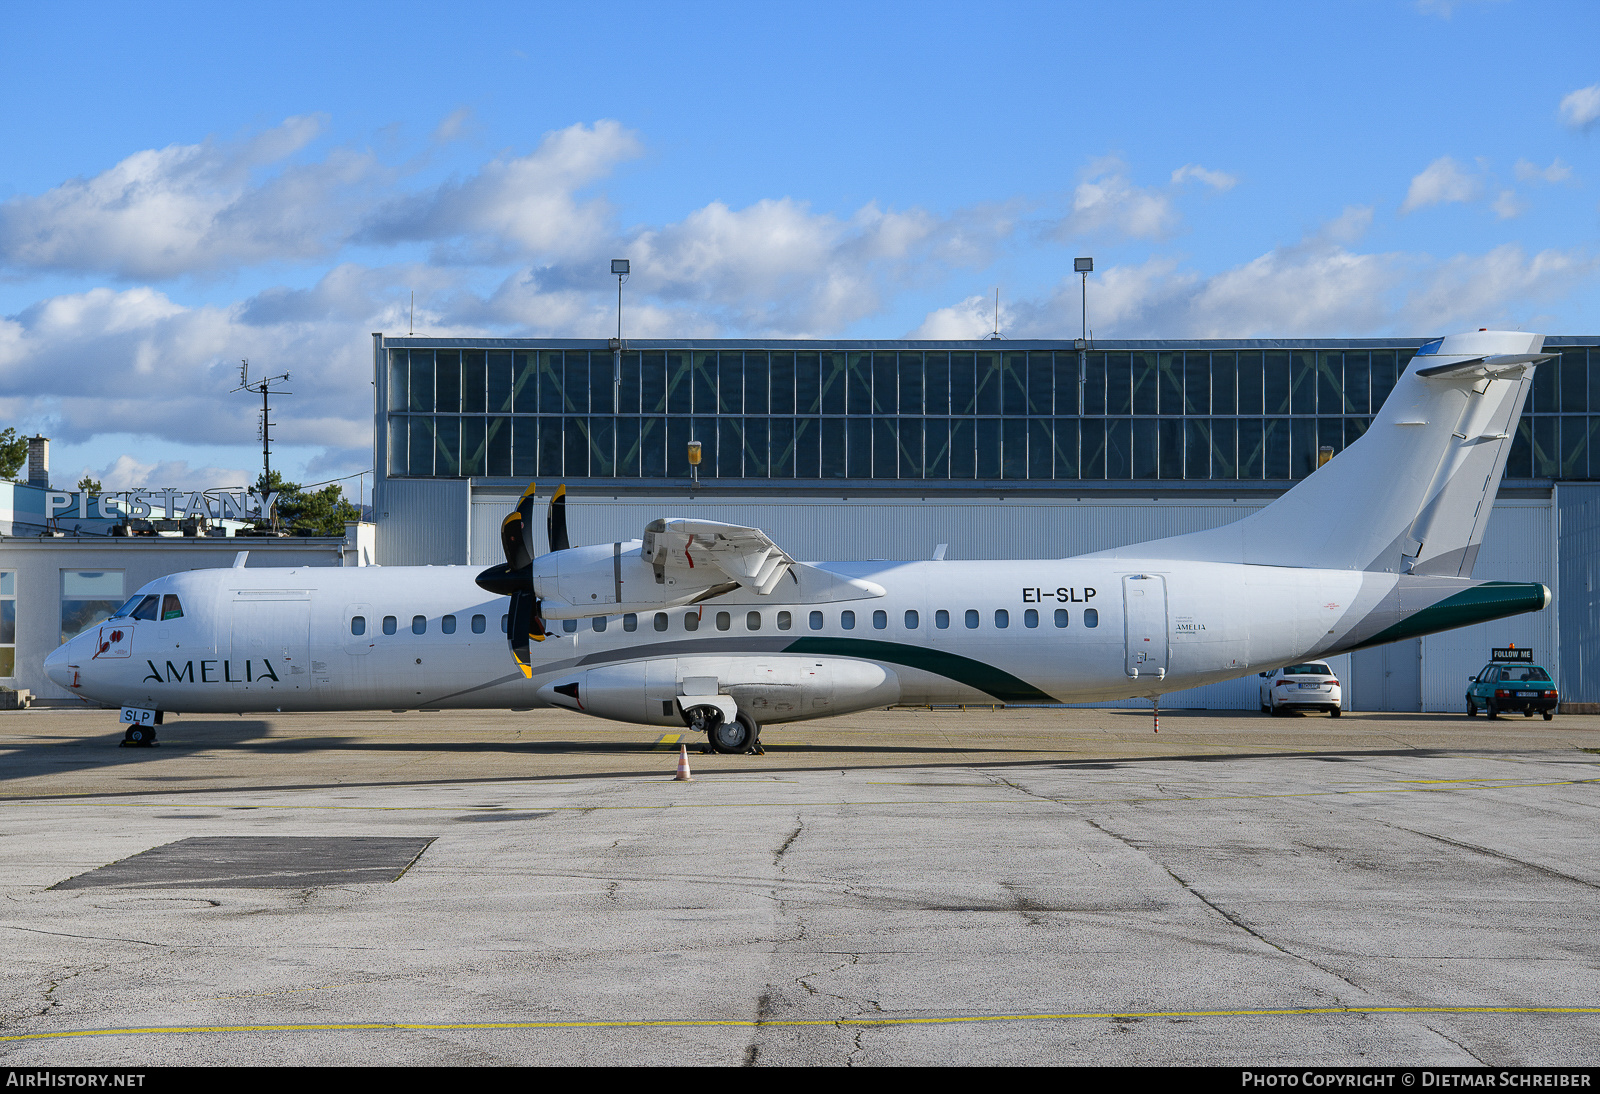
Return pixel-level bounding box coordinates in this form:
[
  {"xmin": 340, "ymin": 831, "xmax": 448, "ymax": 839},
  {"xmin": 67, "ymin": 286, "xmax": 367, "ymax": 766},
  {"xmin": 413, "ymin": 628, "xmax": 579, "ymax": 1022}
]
[
  {"xmin": 1420, "ymin": 500, "xmax": 1554, "ymax": 712},
  {"xmin": 1557, "ymin": 483, "xmax": 1600, "ymax": 705},
  {"xmin": 375, "ymin": 479, "xmax": 470, "ymax": 566},
  {"xmin": 450, "ymin": 489, "xmax": 1556, "ymax": 710}
]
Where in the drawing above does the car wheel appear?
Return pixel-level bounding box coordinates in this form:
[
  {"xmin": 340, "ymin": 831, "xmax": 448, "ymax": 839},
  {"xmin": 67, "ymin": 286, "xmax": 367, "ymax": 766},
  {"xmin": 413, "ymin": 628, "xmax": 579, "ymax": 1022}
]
[
  {"xmin": 1543, "ymin": 711, "xmax": 1554, "ymax": 721},
  {"xmin": 1466, "ymin": 699, "xmax": 1477, "ymax": 717},
  {"xmin": 1329, "ymin": 706, "xmax": 1341, "ymax": 718},
  {"xmin": 1486, "ymin": 701, "xmax": 1499, "ymax": 719}
]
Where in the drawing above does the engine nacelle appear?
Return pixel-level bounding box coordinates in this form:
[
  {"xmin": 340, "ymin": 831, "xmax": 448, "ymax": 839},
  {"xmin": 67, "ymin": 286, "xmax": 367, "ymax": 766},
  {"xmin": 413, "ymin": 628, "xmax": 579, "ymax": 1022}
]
[{"xmin": 536, "ymin": 655, "xmax": 901, "ymax": 726}]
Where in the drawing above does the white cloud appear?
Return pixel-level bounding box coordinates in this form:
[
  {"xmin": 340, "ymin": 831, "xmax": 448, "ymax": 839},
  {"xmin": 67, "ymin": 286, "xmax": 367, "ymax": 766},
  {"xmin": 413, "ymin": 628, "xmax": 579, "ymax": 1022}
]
[
  {"xmin": 1559, "ymin": 84, "xmax": 1600, "ymax": 131},
  {"xmin": 1400, "ymin": 156, "xmax": 1481, "ymax": 214},
  {"xmin": 1514, "ymin": 157, "xmax": 1573, "ymax": 183},
  {"xmin": 91, "ymin": 455, "xmax": 256, "ymax": 493},
  {"xmin": 908, "ymin": 295, "xmax": 1010, "ymax": 340},
  {"xmin": 1322, "ymin": 205, "xmax": 1374, "ymax": 244},
  {"xmin": 920, "ymin": 204, "xmax": 1596, "ymax": 340},
  {"xmin": 358, "ymin": 120, "xmax": 642, "ymax": 263},
  {"xmin": 1170, "ymin": 164, "xmax": 1238, "ymax": 191},
  {"xmin": 0, "ymin": 116, "xmax": 388, "ymax": 279},
  {"xmin": 1491, "ymin": 189, "xmax": 1525, "ymax": 219},
  {"xmin": 1060, "ymin": 157, "xmax": 1181, "ymax": 240}
]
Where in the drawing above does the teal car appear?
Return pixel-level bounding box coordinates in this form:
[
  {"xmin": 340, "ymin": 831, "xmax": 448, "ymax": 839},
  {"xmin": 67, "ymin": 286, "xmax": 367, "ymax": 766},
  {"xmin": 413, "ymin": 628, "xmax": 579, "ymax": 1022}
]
[{"xmin": 1466, "ymin": 658, "xmax": 1558, "ymax": 719}]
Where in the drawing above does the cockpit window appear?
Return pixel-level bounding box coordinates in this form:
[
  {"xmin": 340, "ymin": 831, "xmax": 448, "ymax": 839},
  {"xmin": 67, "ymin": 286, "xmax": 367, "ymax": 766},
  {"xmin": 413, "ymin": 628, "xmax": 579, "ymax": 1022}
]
[
  {"xmin": 161, "ymin": 594, "xmax": 183, "ymax": 621},
  {"xmin": 109, "ymin": 595, "xmax": 144, "ymax": 619},
  {"xmin": 131, "ymin": 595, "xmax": 161, "ymax": 621}
]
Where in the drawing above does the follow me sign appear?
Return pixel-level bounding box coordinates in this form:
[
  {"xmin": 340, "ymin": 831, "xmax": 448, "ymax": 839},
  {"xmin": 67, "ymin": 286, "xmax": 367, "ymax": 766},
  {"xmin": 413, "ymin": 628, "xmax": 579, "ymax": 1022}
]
[{"xmin": 46, "ymin": 490, "xmax": 279, "ymax": 521}]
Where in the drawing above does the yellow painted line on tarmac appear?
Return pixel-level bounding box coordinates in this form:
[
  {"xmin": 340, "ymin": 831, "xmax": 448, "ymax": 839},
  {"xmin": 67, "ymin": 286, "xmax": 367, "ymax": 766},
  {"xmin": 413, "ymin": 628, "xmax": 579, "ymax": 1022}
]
[
  {"xmin": 2, "ymin": 775, "xmax": 1596, "ymax": 815},
  {"xmin": 4, "ymin": 1006, "xmax": 1600, "ymax": 1043},
  {"xmin": 651, "ymin": 733, "xmax": 682, "ymax": 751}
]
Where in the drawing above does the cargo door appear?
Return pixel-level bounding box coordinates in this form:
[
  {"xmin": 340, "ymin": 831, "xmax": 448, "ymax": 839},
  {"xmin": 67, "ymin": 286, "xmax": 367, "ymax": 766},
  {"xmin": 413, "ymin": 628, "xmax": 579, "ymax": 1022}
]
[
  {"xmin": 231, "ymin": 597, "xmax": 311, "ymax": 693},
  {"xmin": 1122, "ymin": 574, "xmax": 1168, "ymax": 680}
]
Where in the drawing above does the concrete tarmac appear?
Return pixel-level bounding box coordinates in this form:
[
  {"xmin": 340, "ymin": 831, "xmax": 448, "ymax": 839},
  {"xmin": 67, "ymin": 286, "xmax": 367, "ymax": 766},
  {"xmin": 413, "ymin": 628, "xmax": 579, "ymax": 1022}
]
[{"xmin": 1, "ymin": 705, "xmax": 1598, "ymax": 1066}]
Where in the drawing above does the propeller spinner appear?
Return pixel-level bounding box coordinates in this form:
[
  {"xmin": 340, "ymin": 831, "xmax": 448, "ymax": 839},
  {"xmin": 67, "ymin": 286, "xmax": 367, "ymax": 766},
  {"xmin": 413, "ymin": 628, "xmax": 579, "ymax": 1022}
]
[{"xmin": 474, "ymin": 482, "xmax": 553, "ymax": 677}]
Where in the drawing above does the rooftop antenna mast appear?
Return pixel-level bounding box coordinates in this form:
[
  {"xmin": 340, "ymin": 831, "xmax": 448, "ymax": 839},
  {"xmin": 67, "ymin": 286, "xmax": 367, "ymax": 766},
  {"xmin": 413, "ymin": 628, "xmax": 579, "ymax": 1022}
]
[
  {"xmin": 987, "ymin": 288, "xmax": 1003, "ymax": 340},
  {"xmin": 231, "ymin": 359, "xmax": 292, "ymax": 528}
]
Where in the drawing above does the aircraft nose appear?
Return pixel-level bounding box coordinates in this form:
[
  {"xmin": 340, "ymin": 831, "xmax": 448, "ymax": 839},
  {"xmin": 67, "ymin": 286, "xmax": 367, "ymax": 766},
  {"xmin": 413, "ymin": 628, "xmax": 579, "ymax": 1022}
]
[{"xmin": 43, "ymin": 641, "xmax": 77, "ymax": 688}]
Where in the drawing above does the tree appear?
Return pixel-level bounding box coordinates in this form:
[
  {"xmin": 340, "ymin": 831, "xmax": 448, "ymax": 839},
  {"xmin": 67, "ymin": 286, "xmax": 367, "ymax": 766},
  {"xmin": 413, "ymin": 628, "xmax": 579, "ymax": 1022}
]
[
  {"xmin": 254, "ymin": 471, "xmax": 361, "ymax": 537},
  {"xmin": 0, "ymin": 429, "xmax": 27, "ymax": 481},
  {"xmin": 77, "ymin": 476, "xmax": 102, "ymax": 493}
]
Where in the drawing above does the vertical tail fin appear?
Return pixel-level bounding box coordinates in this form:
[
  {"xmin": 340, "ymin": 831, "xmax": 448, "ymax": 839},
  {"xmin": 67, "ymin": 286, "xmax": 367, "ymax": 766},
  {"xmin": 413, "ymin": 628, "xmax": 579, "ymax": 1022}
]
[{"xmin": 1082, "ymin": 330, "xmax": 1551, "ymax": 574}]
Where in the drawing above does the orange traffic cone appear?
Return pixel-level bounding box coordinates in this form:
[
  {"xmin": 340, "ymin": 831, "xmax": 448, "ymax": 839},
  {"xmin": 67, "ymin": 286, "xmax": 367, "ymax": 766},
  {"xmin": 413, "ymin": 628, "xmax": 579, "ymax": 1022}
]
[{"xmin": 674, "ymin": 743, "xmax": 693, "ymax": 782}]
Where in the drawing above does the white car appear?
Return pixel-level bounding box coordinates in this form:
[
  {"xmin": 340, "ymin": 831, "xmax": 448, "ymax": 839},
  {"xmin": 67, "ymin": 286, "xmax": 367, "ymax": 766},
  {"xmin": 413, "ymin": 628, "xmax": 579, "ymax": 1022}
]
[{"xmin": 1258, "ymin": 663, "xmax": 1342, "ymax": 717}]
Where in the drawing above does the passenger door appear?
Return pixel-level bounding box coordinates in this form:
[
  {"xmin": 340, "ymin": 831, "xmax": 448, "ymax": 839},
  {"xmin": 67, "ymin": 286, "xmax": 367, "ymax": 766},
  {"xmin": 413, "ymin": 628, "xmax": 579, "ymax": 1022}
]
[
  {"xmin": 1122, "ymin": 574, "xmax": 1168, "ymax": 680},
  {"xmin": 231, "ymin": 595, "xmax": 311, "ymax": 694}
]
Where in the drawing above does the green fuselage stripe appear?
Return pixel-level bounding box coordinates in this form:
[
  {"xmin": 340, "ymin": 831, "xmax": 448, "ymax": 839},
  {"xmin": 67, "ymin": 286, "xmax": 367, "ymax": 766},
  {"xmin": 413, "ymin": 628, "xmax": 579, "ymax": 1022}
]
[
  {"xmin": 782, "ymin": 637, "xmax": 1056, "ymax": 703},
  {"xmin": 1351, "ymin": 581, "xmax": 1548, "ymax": 651}
]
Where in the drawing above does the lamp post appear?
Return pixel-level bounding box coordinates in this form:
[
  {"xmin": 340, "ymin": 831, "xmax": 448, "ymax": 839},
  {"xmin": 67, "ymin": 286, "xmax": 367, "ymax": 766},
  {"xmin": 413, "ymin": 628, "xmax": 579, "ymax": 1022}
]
[
  {"xmin": 1073, "ymin": 257, "xmax": 1093, "ymax": 411},
  {"xmin": 610, "ymin": 259, "xmax": 629, "ymax": 412}
]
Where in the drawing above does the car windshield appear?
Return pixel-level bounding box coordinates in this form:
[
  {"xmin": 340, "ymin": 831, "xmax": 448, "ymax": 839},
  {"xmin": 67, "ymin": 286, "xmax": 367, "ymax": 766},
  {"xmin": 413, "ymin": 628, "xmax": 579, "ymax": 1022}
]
[
  {"xmin": 1284, "ymin": 664, "xmax": 1331, "ymax": 676},
  {"xmin": 1499, "ymin": 666, "xmax": 1551, "ymax": 683}
]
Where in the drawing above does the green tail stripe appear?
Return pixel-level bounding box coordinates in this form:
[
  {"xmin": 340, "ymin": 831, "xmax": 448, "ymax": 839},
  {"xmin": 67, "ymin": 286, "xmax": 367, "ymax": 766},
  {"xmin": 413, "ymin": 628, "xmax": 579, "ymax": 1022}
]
[
  {"xmin": 1353, "ymin": 581, "xmax": 1549, "ymax": 651},
  {"xmin": 782, "ymin": 637, "xmax": 1056, "ymax": 703}
]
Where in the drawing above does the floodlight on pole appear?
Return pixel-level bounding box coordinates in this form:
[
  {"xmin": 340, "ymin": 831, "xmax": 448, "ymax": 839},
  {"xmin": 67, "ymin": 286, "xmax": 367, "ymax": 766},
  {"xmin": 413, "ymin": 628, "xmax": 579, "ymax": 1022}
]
[
  {"xmin": 610, "ymin": 259, "xmax": 630, "ymax": 411},
  {"xmin": 1073, "ymin": 258, "xmax": 1094, "ymax": 407}
]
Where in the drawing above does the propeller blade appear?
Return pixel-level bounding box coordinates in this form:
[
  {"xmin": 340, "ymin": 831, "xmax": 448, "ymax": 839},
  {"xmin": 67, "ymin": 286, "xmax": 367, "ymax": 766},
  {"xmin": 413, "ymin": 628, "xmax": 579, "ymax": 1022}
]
[
  {"xmin": 507, "ymin": 590, "xmax": 547, "ymax": 679},
  {"xmin": 500, "ymin": 481, "xmax": 538, "ymax": 570},
  {"xmin": 547, "ymin": 484, "xmax": 571, "ymax": 553}
]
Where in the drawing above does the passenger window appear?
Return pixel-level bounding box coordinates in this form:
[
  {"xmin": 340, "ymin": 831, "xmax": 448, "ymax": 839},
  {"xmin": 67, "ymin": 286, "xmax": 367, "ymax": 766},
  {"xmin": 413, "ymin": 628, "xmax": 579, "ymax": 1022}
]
[
  {"xmin": 654, "ymin": 612, "xmax": 668, "ymax": 632},
  {"xmin": 562, "ymin": 618, "xmax": 578, "ymax": 633},
  {"xmin": 1084, "ymin": 608, "xmax": 1099, "ymax": 628},
  {"xmin": 500, "ymin": 614, "xmax": 508, "ymax": 634},
  {"xmin": 684, "ymin": 612, "xmax": 699, "ymax": 632},
  {"xmin": 412, "ymin": 615, "xmax": 426, "ymax": 634},
  {"xmin": 715, "ymin": 611, "xmax": 731, "ymax": 631},
  {"xmin": 472, "ymin": 614, "xmax": 486, "ymax": 634},
  {"xmin": 746, "ymin": 611, "xmax": 760, "ymax": 631},
  {"xmin": 965, "ymin": 609, "xmax": 979, "ymax": 629},
  {"xmin": 809, "ymin": 610, "xmax": 823, "ymax": 630},
  {"xmin": 842, "ymin": 610, "xmax": 855, "ymax": 630},
  {"xmin": 623, "ymin": 613, "xmax": 637, "ymax": 632},
  {"xmin": 1024, "ymin": 609, "xmax": 1038, "ymax": 629},
  {"xmin": 592, "ymin": 616, "xmax": 606, "ymax": 632},
  {"xmin": 383, "ymin": 616, "xmax": 397, "ymax": 635},
  {"xmin": 995, "ymin": 609, "xmax": 1009, "ymax": 628},
  {"xmin": 442, "ymin": 615, "xmax": 456, "ymax": 634},
  {"xmin": 905, "ymin": 610, "xmax": 919, "ymax": 629},
  {"xmin": 778, "ymin": 611, "xmax": 791, "ymax": 631},
  {"xmin": 871, "ymin": 610, "xmax": 885, "ymax": 629},
  {"xmin": 161, "ymin": 594, "xmax": 183, "ymax": 621},
  {"xmin": 351, "ymin": 616, "xmax": 366, "ymax": 636},
  {"xmin": 1054, "ymin": 609, "xmax": 1069, "ymax": 628},
  {"xmin": 132, "ymin": 595, "xmax": 160, "ymax": 621},
  {"xmin": 936, "ymin": 610, "xmax": 949, "ymax": 629}
]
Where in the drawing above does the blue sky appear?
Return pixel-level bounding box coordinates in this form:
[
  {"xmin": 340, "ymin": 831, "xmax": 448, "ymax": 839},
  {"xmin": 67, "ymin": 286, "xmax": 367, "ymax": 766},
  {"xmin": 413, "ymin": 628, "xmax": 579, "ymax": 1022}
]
[{"xmin": 1, "ymin": 0, "xmax": 1597, "ymax": 497}]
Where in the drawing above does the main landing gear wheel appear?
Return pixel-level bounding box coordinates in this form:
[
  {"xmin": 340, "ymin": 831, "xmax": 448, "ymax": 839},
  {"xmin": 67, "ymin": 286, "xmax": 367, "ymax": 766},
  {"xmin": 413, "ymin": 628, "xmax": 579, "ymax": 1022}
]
[{"xmin": 706, "ymin": 713, "xmax": 759, "ymax": 755}]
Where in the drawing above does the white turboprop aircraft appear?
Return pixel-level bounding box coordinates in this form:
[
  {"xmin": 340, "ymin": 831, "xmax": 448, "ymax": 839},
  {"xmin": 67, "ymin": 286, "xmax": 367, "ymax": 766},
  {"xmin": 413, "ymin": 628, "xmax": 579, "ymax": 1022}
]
[{"xmin": 48, "ymin": 329, "xmax": 1555, "ymax": 751}]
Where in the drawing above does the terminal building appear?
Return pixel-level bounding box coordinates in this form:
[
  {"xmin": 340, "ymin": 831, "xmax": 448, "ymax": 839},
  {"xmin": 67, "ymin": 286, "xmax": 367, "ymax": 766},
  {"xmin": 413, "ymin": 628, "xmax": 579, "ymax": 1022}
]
[{"xmin": 371, "ymin": 333, "xmax": 1600, "ymax": 712}]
